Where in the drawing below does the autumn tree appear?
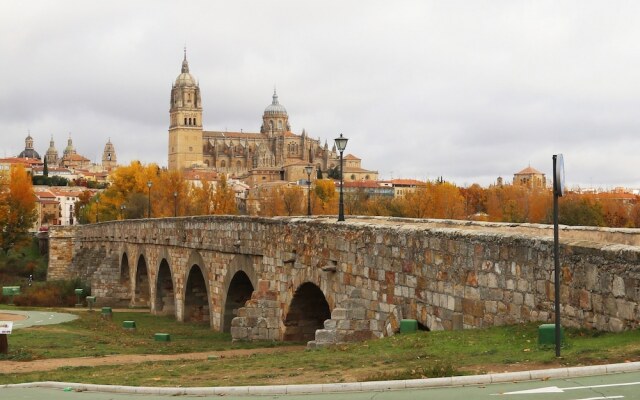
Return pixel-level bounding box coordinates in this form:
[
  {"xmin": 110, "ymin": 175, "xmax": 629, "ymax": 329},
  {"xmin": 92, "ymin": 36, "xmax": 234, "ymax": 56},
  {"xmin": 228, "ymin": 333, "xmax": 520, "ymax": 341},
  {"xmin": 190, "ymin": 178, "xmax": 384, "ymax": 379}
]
[
  {"xmin": 281, "ymin": 185, "xmax": 304, "ymax": 216},
  {"xmin": 211, "ymin": 174, "xmax": 238, "ymax": 215},
  {"xmin": 314, "ymin": 179, "xmax": 337, "ymax": 214},
  {"xmin": 0, "ymin": 165, "xmax": 37, "ymax": 253}
]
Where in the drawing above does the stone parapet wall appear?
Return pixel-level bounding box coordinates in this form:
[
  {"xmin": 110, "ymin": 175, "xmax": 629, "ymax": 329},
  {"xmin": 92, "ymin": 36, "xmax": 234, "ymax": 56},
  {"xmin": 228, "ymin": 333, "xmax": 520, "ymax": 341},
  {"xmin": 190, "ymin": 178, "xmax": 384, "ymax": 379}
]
[{"xmin": 48, "ymin": 216, "xmax": 640, "ymax": 345}]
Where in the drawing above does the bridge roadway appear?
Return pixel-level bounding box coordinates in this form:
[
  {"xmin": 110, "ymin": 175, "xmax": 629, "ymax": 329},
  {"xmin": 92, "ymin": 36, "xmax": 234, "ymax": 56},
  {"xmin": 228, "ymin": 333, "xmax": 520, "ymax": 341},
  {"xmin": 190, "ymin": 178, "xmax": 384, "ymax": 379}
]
[{"xmin": 47, "ymin": 215, "xmax": 640, "ymax": 346}]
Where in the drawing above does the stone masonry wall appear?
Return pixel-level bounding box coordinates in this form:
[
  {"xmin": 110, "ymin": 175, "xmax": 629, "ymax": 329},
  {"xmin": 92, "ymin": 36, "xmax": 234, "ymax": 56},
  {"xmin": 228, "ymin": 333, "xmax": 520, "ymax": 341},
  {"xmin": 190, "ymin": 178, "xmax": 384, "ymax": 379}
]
[{"xmin": 48, "ymin": 216, "xmax": 640, "ymax": 345}]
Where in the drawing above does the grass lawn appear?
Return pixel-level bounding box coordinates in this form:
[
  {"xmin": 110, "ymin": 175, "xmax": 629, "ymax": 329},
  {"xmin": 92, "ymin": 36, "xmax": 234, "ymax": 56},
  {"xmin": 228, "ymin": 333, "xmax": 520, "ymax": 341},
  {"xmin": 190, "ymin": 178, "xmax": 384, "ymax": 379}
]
[{"xmin": 0, "ymin": 308, "xmax": 639, "ymax": 387}]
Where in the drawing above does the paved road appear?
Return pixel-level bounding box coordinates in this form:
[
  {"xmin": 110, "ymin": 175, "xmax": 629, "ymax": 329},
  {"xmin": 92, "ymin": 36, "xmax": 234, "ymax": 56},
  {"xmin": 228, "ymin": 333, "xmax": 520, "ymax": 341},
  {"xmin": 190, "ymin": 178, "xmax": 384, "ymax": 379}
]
[
  {"xmin": 2, "ymin": 371, "xmax": 640, "ymax": 400},
  {"xmin": 0, "ymin": 309, "xmax": 78, "ymax": 329}
]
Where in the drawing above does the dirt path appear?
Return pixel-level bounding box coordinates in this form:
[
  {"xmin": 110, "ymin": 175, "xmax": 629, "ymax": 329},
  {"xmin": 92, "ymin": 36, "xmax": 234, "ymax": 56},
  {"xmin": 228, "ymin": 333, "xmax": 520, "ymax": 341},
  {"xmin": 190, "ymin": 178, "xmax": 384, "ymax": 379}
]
[
  {"xmin": 0, "ymin": 313, "xmax": 27, "ymax": 322},
  {"xmin": 0, "ymin": 346, "xmax": 305, "ymax": 374}
]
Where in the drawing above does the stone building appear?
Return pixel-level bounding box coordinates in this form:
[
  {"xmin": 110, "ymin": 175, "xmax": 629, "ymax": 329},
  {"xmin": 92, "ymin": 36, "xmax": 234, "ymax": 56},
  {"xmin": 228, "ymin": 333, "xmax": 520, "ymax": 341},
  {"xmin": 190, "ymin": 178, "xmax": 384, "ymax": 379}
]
[
  {"xmin": 513, "ymin": 165, "xmax": 546, "ymax": 189},
  {"xmin": 102, "ymin": 139, "xmax": 117, "ymax": 171},
  {"xmin": 167, "ymin": 51, "xmax": 377, "ymax": 183}
]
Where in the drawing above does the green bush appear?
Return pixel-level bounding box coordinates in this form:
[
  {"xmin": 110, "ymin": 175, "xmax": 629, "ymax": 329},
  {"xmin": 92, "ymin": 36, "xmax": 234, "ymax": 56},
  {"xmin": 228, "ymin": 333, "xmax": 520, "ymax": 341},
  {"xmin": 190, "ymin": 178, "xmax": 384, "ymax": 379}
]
[{"xmin": 12, "ymin": 278, "xmax": 91, "ymax": 307}]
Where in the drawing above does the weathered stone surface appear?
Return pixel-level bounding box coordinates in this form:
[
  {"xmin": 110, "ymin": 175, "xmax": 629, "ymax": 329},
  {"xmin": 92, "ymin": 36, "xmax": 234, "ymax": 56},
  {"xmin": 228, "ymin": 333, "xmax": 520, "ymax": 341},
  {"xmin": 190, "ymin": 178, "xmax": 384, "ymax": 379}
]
[{"xmin": 47, "ymin": 216, "xmax": 640, "ymax": 344}]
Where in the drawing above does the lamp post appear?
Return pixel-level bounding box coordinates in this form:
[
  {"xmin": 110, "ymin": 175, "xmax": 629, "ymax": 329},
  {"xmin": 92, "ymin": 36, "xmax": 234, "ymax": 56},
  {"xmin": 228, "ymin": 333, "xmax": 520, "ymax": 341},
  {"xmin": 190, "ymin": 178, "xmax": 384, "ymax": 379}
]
[
  {"xmin": 173, "ymin": 191, "xmax": 178, "ymax": 217},
  {"xmin": 334, "ymin": 133, "xmax": 348, "ymax": 221},
  {"xmin": 147, "ymin": 181, "xmax": 152, "ymax": 218},
  {"xmin": 304, "ymin": 165, "xmax": 314, "ymax": 216},
  {"xmin": 120, "ymin": 204, "xmax": 126, "ymax": 220},
  {"xmin": 95, "ymin": 198, "xmax": 99, "ymax": 223}
]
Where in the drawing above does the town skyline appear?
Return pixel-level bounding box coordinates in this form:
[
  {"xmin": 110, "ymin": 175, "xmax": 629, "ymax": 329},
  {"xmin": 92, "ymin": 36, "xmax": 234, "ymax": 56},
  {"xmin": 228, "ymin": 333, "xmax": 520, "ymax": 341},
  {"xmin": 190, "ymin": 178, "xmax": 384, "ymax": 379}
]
[{"xmin": 2, "ymin": 1, "xmax": 639, "ymax": 188}]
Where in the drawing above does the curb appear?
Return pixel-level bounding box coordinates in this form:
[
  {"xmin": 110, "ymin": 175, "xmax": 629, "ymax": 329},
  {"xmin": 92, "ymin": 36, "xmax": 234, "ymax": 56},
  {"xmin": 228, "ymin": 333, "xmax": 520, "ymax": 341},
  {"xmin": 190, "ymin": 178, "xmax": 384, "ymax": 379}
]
[{"xmin": 2, "ymin": 361, "xmax": 640, "ymax": 395}]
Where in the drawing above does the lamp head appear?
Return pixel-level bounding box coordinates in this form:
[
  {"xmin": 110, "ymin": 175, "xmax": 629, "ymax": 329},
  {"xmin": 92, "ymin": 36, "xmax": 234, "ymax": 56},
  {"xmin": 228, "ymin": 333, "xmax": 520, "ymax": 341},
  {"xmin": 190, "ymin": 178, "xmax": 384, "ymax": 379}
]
[{"xmin": 334, "ymin": 133, "xmax": 348, "ymax": 152}]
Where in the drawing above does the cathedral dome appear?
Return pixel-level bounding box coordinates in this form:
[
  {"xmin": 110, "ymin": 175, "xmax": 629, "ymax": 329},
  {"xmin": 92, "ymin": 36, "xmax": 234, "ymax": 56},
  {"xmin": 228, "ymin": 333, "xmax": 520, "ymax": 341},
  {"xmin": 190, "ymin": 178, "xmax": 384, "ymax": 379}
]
[
  {"xmin": 175, "ymin": 72, "xmax": 197, "ymax": 87},
  {"xmin": 264, "ymin": 90, "xmax": 287, "ymax": 115},
  {"xmin": 18, "ymin": 134, "xmax": 41, "ymax": 159},
  {"xmin": 18, "ymin": 148, "xmax": 40, "ymax": 159}
]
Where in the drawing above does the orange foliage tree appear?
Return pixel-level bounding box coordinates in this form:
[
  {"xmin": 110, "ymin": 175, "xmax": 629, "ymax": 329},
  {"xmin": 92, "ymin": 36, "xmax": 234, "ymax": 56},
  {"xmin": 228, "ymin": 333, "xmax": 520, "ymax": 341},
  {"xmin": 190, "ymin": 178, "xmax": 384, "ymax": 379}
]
[{"xmin": 0, "ymin": 165, "xmax": 37, "ymax": 253}]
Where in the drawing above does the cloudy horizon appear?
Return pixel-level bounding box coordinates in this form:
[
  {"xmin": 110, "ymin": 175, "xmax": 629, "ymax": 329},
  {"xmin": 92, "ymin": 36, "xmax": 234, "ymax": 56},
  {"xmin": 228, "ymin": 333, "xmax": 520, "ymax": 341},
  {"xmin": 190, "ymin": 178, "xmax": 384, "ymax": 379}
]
[{"xmin": 2, "ymin": 0, "xmax": 639, "ymax": 189}]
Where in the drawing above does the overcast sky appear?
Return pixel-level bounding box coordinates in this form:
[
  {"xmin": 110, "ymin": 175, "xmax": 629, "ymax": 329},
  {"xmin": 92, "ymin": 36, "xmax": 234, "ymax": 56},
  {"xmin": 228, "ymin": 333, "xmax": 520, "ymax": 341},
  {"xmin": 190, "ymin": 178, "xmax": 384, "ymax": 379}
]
[{"xmin": 1, "ymin": 1, "xmax": 639, "ymax": 188}]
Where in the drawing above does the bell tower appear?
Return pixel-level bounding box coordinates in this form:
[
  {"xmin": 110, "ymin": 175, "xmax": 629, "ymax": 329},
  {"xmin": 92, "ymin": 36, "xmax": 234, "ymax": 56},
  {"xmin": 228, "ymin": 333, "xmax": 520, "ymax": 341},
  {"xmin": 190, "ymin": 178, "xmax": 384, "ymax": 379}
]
[{"xmin": 168, "ymin": 49, "xmax": 203, "ymax": 170}]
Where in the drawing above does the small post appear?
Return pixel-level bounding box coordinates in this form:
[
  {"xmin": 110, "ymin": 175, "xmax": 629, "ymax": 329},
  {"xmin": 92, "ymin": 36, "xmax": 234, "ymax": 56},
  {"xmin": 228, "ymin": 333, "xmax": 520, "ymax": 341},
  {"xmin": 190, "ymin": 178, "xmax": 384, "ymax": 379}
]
[{"xmin": 74, "ymin": 288, "xmax": 84, "ymax": 308}]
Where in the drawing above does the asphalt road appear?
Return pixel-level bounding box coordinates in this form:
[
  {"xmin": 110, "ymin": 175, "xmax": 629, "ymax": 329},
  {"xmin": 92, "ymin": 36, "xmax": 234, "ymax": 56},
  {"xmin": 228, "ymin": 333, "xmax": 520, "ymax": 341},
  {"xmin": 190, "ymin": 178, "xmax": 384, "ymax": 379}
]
[{"xmin": 2, "ymin": 371, "xmax": 640, "ymax": 400}]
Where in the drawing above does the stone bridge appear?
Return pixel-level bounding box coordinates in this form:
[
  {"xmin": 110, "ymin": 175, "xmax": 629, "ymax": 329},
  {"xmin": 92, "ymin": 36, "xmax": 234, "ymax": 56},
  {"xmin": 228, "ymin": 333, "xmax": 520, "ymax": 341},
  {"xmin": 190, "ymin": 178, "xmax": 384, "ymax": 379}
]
[{"xmin": 48, "ymin": 216, "xmax": 640, "ymax": 346}]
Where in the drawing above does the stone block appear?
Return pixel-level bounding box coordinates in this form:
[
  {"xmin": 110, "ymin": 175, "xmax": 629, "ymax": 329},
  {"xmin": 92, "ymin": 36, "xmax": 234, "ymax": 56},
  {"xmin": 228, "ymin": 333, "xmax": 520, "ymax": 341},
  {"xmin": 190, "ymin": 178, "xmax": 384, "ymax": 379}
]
[{"xmin": 612, "ymin": 276, "xmax": 626, "ymax": 297}]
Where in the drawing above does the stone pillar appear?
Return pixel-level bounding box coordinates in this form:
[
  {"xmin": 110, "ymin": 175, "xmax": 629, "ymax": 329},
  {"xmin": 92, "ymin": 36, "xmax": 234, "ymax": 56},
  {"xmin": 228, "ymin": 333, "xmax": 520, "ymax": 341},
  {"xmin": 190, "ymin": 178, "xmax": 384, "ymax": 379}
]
[
  {"xmin": 47, "ymin": 226, "xmax": 79, "ymax": 280},
  {"xmin": 231, "ymin": 279, "xmax": 282, "ymax": 341}
]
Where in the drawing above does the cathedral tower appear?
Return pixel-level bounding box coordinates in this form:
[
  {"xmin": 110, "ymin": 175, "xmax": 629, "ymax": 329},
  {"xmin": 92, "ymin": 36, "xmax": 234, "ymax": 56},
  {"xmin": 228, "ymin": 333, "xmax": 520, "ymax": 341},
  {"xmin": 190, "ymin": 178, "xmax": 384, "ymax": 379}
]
[
  {"xmin": 45, "ymin": 135, "xmax": 59, "ymax": 165},
  {"xmin": 168, "ymin": 49, "xmax": 203, "ymax": 170},
  {"xmin": 102, "ymin": 138, "xmax": 117, "ymax": 170}
]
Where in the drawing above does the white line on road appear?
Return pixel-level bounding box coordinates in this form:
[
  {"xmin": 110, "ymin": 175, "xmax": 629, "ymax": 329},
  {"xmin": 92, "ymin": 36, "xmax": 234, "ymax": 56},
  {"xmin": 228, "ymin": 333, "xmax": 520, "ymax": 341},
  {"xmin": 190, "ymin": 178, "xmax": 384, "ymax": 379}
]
[
  {"xmin": 500, "ymin": 381, "xmax": 640, "ymax": 395},
  {"xmin": 573, "ymin": 397, "xmax": 623, "ymax": 400}
]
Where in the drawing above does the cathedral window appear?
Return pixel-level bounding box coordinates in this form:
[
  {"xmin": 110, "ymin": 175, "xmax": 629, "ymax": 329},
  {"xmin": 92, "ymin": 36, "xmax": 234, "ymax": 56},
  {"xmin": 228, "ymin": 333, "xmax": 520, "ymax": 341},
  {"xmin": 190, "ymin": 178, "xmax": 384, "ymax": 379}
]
[
  {"xmin": 221, "ymin": 160, "xmax": 226, "ymax": 168},
  {"xmin": 184, "ymin": 118, "xmax": 187, "ymax": 125},
  {"xmin": 278, "ymin": 120, "xmax": 282, "ymax": 130}
]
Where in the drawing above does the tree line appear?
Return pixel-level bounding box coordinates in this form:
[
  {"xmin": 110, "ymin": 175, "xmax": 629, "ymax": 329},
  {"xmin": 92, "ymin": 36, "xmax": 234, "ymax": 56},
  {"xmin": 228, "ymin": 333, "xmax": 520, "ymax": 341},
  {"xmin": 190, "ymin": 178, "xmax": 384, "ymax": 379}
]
[{"xmin": 2, "ymin": 161, "xmax": 640, "ymax": 257}]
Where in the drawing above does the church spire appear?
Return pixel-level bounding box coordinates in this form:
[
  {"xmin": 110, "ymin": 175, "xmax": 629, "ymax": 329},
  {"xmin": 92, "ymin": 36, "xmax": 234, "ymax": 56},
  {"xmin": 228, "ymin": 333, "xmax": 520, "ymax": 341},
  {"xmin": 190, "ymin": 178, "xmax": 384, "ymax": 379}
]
[{"xmin": 181, "ymin": 46, "xmax": 189, "ymax": 73}]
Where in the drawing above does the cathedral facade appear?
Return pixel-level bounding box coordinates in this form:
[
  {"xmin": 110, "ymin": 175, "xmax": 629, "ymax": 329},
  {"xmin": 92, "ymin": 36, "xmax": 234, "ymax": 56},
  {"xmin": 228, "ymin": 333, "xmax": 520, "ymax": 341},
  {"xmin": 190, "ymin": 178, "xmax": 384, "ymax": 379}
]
[{"xmin": 168, "ymin": 52, "xmax": 377, "ymax": 183}]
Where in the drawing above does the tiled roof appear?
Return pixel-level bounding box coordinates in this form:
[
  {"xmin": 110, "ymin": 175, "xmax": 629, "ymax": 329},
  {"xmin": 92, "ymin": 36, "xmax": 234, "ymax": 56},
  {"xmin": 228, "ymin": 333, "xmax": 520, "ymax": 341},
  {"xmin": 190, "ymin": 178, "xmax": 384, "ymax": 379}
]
[
  {"xmin": 515, "ymin": 166, "xmax": 544, "ymax": 175},
  {"xmin": 384, "ymin": 179, "xmax": 425, "ymax": 186},
  {"xmin": 204, "ymin": 131, "xmax": 265, "ymax": 140}
]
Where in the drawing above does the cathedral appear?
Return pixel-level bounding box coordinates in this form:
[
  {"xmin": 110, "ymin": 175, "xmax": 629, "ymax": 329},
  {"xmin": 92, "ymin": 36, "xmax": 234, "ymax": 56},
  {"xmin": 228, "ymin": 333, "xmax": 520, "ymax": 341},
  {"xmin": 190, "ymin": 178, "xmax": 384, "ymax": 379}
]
[{"xmin": 168, "ymin": 51, "xmax": 377, "ymax": 184}]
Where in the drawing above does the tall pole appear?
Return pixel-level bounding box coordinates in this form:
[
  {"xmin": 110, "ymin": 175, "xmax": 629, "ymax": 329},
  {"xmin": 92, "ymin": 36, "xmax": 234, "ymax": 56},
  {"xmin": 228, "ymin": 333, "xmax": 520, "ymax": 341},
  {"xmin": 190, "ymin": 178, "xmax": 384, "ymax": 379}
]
[
  {"xmin": 174, "ymin": 191, "xmax": 178, "ymax": 217},
  {"xmin": 95, "ymin": 199, "xmax": 99, "ymax": 223},
  {"xmin": 338, "ymin": 149, "xmax": 345, "ymax": 221},
  {"xmin": 553, "ymin": 154, "xmax": 561, "ymax": 357},
  {"xmin": 147, "ymin": 181, "xmax": 152, "ymax": 219},
  {"xmin": 334, "ymin": 134, "xmax": 348, "ymax": 222}
]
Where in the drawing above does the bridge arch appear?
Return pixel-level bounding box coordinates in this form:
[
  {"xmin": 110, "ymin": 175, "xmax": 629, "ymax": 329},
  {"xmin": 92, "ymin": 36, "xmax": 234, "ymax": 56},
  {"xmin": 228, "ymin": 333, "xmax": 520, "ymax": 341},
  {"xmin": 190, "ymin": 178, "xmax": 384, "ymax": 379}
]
[
  {"xmin": 116, "ymin": 251, "xmax": 133, "ymax": 305},
  {"xmin": 133, "ymin": 253, "xmax": 151, "ymax": 307},
  {"xmin": 221, "ymin": 255, "xmax": 257, "ymax": 332},
  {"xmin": 154, "ymin": 258, "xmax": 176, "ymax": 316},
  {"xmin": 183, "ymin": 251, "xmax": 210, "ymax": 324},
  {"xmin": 283, "ymin": 281, "xmax": 331, "ymax": 342}
]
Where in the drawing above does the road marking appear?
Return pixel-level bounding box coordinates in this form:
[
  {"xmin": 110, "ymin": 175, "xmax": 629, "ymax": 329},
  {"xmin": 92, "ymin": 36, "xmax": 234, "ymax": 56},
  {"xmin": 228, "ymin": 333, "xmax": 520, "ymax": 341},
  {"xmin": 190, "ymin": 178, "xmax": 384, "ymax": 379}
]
[
  {"xmin": 575, "ymin": 397, "xmax": 623, "ymax": 400},
  {"xmin": 501, "ymin": 381, "xmax": 640, "ymax": 395}
]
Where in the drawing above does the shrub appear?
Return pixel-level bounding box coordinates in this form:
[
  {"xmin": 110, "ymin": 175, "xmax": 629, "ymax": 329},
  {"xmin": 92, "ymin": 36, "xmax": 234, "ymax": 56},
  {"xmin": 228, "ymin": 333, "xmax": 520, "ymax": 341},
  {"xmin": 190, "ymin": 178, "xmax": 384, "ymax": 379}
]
[{"xmin": 12, "ymin": 278, "xmax": 91, "ymax": 307}]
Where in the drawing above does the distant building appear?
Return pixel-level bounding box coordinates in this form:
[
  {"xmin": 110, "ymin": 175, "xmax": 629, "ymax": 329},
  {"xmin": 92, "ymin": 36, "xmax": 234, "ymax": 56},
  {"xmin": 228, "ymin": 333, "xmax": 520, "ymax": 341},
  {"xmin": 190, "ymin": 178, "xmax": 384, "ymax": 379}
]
[
  {"xmin": 167, "ymin": 50, "xmax": 377, "ymax": 184},
  {"xmin": 513, "ymin": 166, "xmax": 546, "ymax": 189},
  {"xmin": 18, "ymin": 134, "xmax": 41, "ymax": 160}
]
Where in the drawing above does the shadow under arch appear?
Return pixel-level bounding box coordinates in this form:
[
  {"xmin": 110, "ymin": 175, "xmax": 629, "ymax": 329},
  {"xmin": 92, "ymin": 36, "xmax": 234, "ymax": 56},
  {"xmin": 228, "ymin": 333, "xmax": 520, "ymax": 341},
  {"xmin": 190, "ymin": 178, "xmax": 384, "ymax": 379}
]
[
  {"xmin": 134, "ymin": 254, "xmax": 151, "ymax": 307},
  {"xmin": 184, "ymin": 251, "xmax": 210, "ymax": 324},
  {"xmin": 154, "ymin": 258, "xmax": 175, "ymax": 316},
  {"xmin": 223, "ymin": 271, "xmax": 254, "ymax": 333},
  {"xmin": 283, "ymin": 282, "xmax": 331, "ymax": 342},
  {"xmin": 117, "ymin": 252, "xmax": 132, "ymax": 305},
  {"xmin": 221, "ymin": 254, "xmax": 257, "ymax": 333}
]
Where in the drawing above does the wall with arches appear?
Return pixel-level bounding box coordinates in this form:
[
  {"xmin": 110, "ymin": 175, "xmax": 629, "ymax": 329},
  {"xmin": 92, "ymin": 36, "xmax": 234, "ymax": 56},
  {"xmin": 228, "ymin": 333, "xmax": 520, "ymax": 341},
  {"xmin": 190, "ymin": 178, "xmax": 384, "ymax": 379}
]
[{"xmin": 48, "ymin": 215, "xmax": 640, "ymax": 346}]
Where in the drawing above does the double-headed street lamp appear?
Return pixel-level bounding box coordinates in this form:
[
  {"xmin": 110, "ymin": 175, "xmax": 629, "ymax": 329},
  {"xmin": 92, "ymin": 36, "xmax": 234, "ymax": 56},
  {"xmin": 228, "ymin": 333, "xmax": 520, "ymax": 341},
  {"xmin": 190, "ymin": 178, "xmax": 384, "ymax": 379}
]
[
  {"xmin": 304, "ymin": 165, "xmax": 314, "ymax": 216},
  {"xmin": 334, "ymin": 133, "xmax": 348, "ymax": 221},
  {"xmin": 173, "ymin": 191, "xmax": 178, "ymax": 217},
  {"xmin": 147, "ymin": 181, "xmax": 152, "ymax": 218}
]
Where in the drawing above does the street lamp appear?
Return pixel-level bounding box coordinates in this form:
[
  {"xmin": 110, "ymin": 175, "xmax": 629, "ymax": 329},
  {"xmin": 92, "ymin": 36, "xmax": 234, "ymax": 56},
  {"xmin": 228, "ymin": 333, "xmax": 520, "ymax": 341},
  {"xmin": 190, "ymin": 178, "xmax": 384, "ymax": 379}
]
[
  {"xmin": 147, "ymin": 181, "xmax": 152, "ymax": 218},
  {"xmin": 304, "ymin": 165, "xmax": 314, "ymax": 216},
  {"xmin": 95, "ymin": 198, "xmax": 99, "ymax": 223},
  {"xmin": 120, "ymin": 204, "xmax": 126, "ymax": 220},
  {"xmin": 334, "ymin": 133, "xmax": 348, "ymax": 221},
  {"xmin": 173, "ymin": 191, "xmax": 178, "ymax": 217}
]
